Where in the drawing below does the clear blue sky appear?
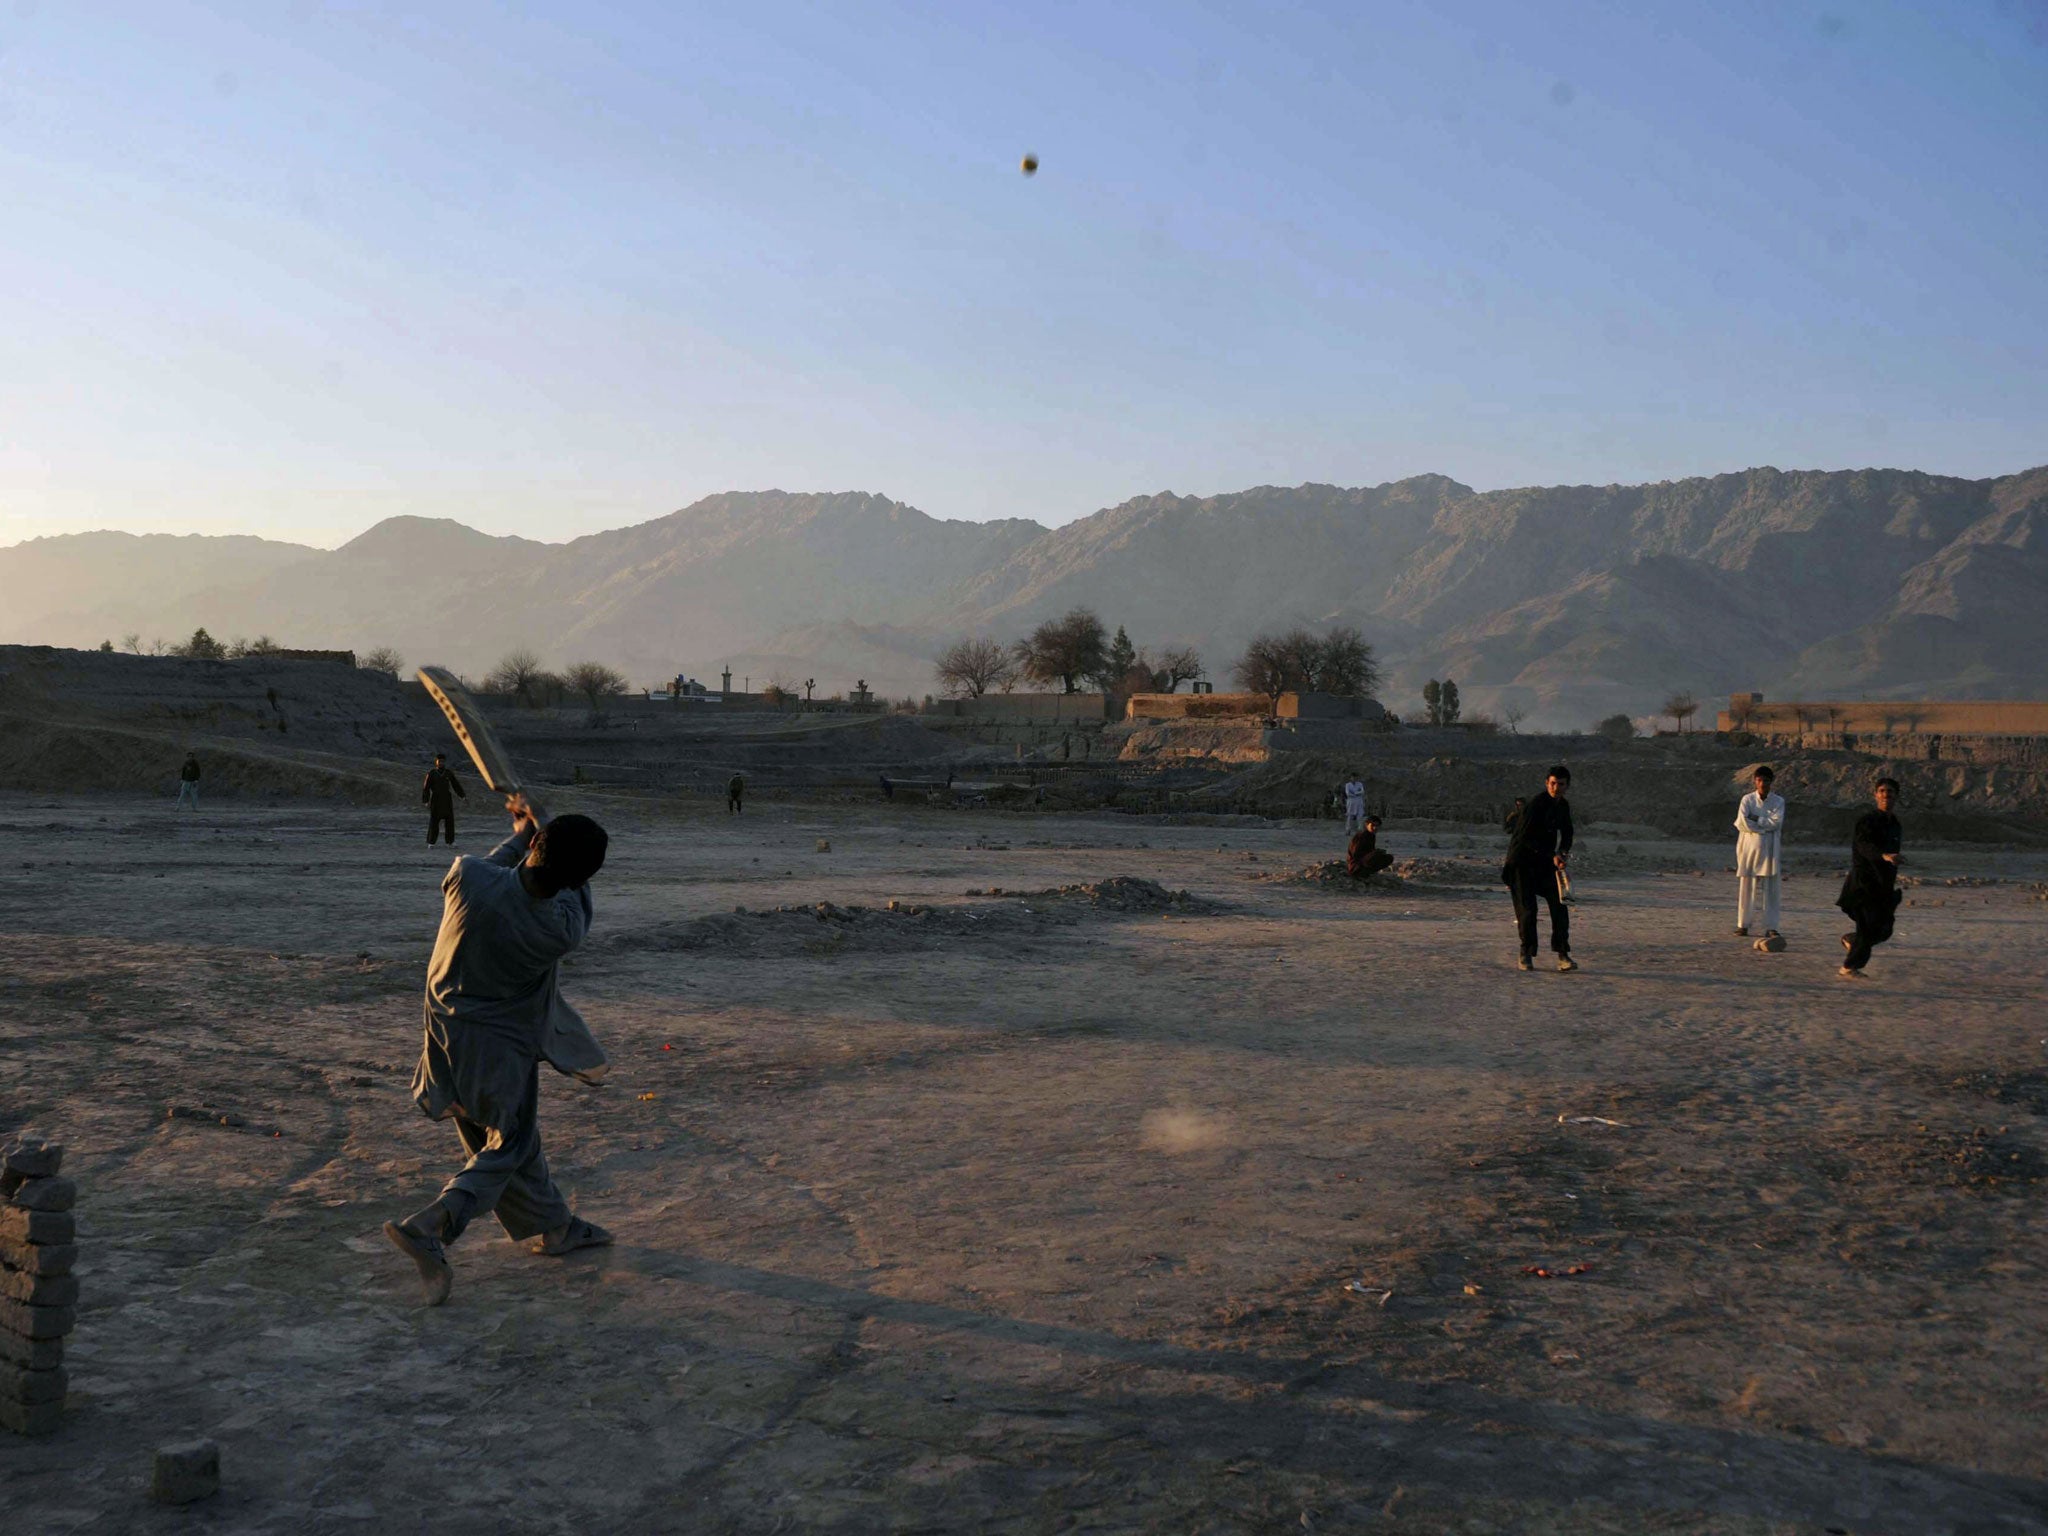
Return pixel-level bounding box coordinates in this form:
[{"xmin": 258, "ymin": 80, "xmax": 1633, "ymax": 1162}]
[{"xmin": 2, "ymin": 1, "xmax": 2043, "ymax": 547}]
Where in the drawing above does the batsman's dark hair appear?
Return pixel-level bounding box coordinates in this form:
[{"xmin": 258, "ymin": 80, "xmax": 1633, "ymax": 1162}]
[
  {"xmin": 1546, "ymin": 764, "xmax": 1572, "ymax": 785},
  {"xmin": 530, "ymin": 813, "xmax": 608, "ymax": 894},
  {"xmin": 1364, "ymin": 813, "xmax": 1381, "ymax": 827},
  {"xmin": 1754, "ymin": 764, "xmax": 1775, "ymax": 783},
  {"xmin": 1874, "ymin": 776, "xmax": 1900, "ymax": 794}
]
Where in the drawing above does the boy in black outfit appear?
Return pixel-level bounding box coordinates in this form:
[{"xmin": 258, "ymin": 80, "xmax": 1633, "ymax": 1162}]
[
  {"xmin": 1837, "ymin": 778, "xmax": 1904, "ymax": 978},
  {"xmin": 1503, "ymin": 766, "xmax": 1576, "ymax": 972}
]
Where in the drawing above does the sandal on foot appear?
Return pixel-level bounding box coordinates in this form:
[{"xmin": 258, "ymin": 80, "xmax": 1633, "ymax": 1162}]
[
  {"xmin": 534, "ymin": 1217, "xmax": 614, "ymax": 1257},
  {"xmin": 383, "ymin": 1220, "xmax": 452, "ymax": 1307}
]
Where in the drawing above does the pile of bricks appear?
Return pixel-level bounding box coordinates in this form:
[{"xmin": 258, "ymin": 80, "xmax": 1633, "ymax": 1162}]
[{"xmin": 1, "ymin": 1138, "xmax": 75, "ymax": 1436}]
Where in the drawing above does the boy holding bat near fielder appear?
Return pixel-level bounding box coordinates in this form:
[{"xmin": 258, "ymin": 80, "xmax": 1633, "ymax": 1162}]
[{"xmin": 384, "ymin": 791, "xmax": 614, "ymax": 1306}]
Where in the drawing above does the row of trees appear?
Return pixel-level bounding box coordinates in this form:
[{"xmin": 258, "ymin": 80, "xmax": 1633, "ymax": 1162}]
[
  {"xmin": 103, "ymin": 628, "xmax": 284, "ymax": 661},
  {"xmin": 98, "ymin": 628, "xmax": 408, "ymax": 679},
  {"xmin": 935, "ymin": 611, "xmax": 1390, "ymax": 707},
  {"xmin": 483, "ymin": 649, "xmax": 632, "ymax": 713},
  {"xmin": 1230, "ymin": 625, "xmax": 1378, "ymax": 700},
  {"xmin": 934, "ymin": 610, "xmax": 1202, "ymax": 699}
]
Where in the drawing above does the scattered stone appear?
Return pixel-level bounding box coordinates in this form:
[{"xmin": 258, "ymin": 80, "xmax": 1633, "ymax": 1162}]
[
  {"xmin": 0, "ymin": 1395, "xmax": 63, "ymax": 1436},
  {"xmin": 0, "ymin": 1297, "xmax": 76, "ymax": 1339},
  {"xmin": 0, "ymin": 1239, "xmax": 77, "ymax": 1277},
  {"xmin": 0, "ymin": 1208, "xmax": 75, "ymax": 1246},
  {"xmin": 815, "ymin": 838, "xmax": 831, "ymax": 853},
  {"xmin": 1, "ymin": 1141, "xmax": 62, "ymax": 1180},
  {"xmin": 7, "ymin": 1177, "xmax": 76, "ymax": 1213},
  {"xmin": 0, "ymin": 1269, "xmax": 77, "ymax": 1306},
  {"xmin": 0, "ymin": 1330, "xmax": 66, "ymax": 1370},
  {"xmin": 151, "ymin": 1440, "xmax": 221, "ymax": 1505},
  {"xmin": 0, "ymin": 1361, "xmax": 66, "ymax": 1404},
  {"xmin": 1755, "ymin": 934, "xmax": 1787, "ymax": 953}
]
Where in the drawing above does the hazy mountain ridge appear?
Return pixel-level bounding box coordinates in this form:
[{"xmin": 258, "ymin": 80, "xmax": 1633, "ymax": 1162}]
[{"xmin": 4, "ymin": 466, "xmax": 2044, "ymax": 725}]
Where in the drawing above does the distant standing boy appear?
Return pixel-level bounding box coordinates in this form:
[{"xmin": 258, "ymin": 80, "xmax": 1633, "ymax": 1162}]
[
  {"xmin": 1837, "ymin": 777, "xmax": 1904, "ymax": 979},
  {"xmin": 422, "ymin": 752, "xmax": 467, "ymax": 846},
  {"xmin": 176, "ymin": 753, "xmax": 201, "ymax": 810},
  {"xmin": 1503, "ymin": 766, "xmax": 1576, "ymax": 972},
  {"xmin": 1734, "ymin": 765, "xmax": 1786, "ymax": 939},
  {"xmin": 727, "ymin": 773, "xmax": 745, "ymax": 814},
  {"xmin": 1342, "ymin": 773, "xmax": 1367, "ymax": 834}
]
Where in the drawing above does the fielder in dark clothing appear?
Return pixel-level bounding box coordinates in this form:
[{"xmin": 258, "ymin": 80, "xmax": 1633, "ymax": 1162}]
[
  {"xmin": 1347, "ymin": 815, "xmax": 1393, "ymax": 880},
  {"xmin": 1503, "ymin": 767, "xmax": 1576, "ymax": 972},
  {"xmin": 1837, "ymin": 778, "xmax": 1904, "ymax": 978},
  {"xmin": 727, "ymin": 774, "xmax": 744, "ymax": 814},
  {"xmin": 422, "ymin": 753, "xmax": 467, "ymax": 845}
]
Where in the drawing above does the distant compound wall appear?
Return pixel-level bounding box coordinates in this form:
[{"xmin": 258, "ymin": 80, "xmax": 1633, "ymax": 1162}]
[
  {"xmin": 1721, "ymin": 695, "xmax": 2048, "ymax": 765},
  {"xmin": 1126, "ymin": 692, "xmax": 1264, "ymax": 720},
  {"xmin": 1126, "ymin": 691, "xmax": 1386, "ymax": 722},
  {"xmin": 925, "ymin": 693, "xmax": 1107, "ymax": 723}
]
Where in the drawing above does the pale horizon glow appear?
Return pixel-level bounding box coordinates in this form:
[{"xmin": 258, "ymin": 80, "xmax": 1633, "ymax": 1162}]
[{"xmin": 2, "ymin": 1, "xmax": 2044, "ymax": 550}]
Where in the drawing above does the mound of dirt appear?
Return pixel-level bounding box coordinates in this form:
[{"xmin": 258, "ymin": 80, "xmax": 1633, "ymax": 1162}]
[
  {"xmin": 617, "ymin": 898, "xmax": 1069, "ymax": 956},
  {"xmin": 1255, "ymin": 856, "xmax": 1478, "ymax": 892},
  {"xmin": 615, "ymin": 878, "xmax": 1214, "ymax": 957},
  {"xmin": 985, "ymin": 875, "xmax": 1217, "ymax": 912}
]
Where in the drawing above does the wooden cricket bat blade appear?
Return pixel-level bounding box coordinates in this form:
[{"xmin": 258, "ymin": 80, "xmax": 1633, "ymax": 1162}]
[{"xmin": 417, "ymin": 666, "xmax": 522, "ymax": 794}]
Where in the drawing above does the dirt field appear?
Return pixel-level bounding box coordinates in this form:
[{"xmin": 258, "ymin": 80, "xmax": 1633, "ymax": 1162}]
[{"xmin": 2, "ymin": 791, "xmax": 2044, "ymax": 1534}]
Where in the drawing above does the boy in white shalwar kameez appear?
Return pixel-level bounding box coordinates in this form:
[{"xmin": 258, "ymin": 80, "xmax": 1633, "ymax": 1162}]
[{"xmin": 1734, "ymin": 766, "xmax": 1786, "ymax": 938}]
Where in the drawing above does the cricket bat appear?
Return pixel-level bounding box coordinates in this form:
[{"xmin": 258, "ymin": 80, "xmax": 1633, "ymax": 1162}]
[{"xmin": 418, "ymin": 666, "xmax": 545, "ymax": 817}]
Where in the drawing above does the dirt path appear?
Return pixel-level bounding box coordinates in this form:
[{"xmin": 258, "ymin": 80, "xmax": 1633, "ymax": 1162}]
[{"xmin": 2, "ymin": 793, "xmax": 2043, "ymax": 1533}]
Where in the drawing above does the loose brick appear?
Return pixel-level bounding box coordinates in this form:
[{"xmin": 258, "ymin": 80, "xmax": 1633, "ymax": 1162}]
[
  {"xmin": 1, "ymin": 1140, "xmax": 62, "ymax": 1180},
  {"xmin": 0, "ymin": 1360, "xmax": 66, "ymax": 1404},
  {"xmin": 0, "ymin": 1269, "xmax": 77, "ymax": 1306},
  {"xmin": 0, "ymin": 1394, "xmax": 64, "ymax": 1435},
  {"xmin": 0, "ymin": 1298, "xmax": 75, "ymax": 1339},
  {"xmin": 8, "ymin": 1177, "xmax": 76, "ymax": 1214},
  {"xmin": 151, "ymin": 1440, "xmax": 220, "ymax": 1504},
  {"xmin": 0, "ymin": 1207, "xmax": 74, "ymax": 1246},
  {"xmin": 0, "ymin": 1329, "xmax": 65, "ymax": 1370},
  {"xmin": 0, "ymin": 1239, "xmax": 77, "ymax": 1277}
]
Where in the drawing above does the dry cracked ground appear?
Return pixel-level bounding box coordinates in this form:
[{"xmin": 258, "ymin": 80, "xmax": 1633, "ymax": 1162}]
[{"xmin": 1, "ymin": 791, "xmax": 2045, "ymax": 1534}]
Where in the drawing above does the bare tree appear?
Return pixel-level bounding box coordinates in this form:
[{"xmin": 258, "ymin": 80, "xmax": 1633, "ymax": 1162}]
[
  {"xmin": 1503, "ymin": 703, "xmax": 1527, "ymax": 735},
  {"xmin": 1238, "ymin": 626, "xmax": 1380, "ymax": 702},
  {"xmin": 1664, "ymin": 691, "xmax": 1699, "ymax": 735},
  {"xmin": 1014, "ymin": 609, "xmax": 1108, "ymax": 694},
  {"xmin": 226, "ymin": 634, "xmax": 280, "ymax": 659},
  {"xmin": 121, "ymin": 633, "xmax": 142, "ymax": 654},
  {"xmin": 485, "ymin": 648, "xmax": 551, "ymax": 707},
  {"xmin": 934, "ymin": 637, "xmax": 1018, "ymax": 698},
  {"xmin": 145, "ymin": 637, "xmax": 170, "ymax": 657},
  {"xmin": 358, "ymin": 646, "xmax": 404, "ymax": 678},
  {"xmin": 1156, "ymin": 646, "xmax": 1203, "ymax": 692},
  {"xmin": 1312, "ymin": 625, "xmax": 1380, "ymax": 697},
  {"xmin": 563, "ymin": 661, "xmax": 630, "ymax": 715},
  {"xmin": 1231, "ymin": 633, "xmax": 1293, "ymax": 708}
]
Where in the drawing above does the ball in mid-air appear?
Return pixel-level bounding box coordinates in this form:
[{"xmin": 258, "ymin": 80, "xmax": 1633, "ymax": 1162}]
[{"xmin": 1020, "ymin": 153, "xmax": 1038, "ymax": 176}]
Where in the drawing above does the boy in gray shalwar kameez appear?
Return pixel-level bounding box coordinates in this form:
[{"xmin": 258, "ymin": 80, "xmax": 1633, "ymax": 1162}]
[{"xmin": 385, "ymin": 794, "xmax": 613, "ymax": 1306}]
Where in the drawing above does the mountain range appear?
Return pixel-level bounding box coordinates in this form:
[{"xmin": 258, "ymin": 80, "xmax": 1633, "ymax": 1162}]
[{"xmin": 5, "ymin": 464, "xmax": 2045, "ymax": 728}]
